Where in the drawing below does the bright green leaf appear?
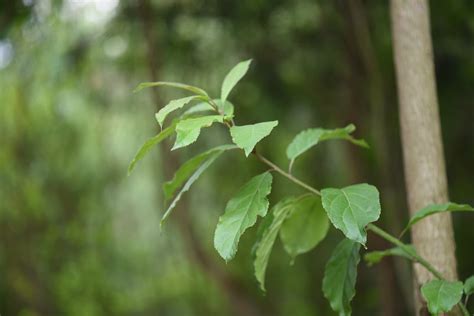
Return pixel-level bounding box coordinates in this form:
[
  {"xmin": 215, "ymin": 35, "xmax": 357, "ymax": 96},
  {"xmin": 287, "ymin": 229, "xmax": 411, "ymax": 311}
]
[
  {"xmin": 279, "ymin": 195, "xmax": 329, "ymax": 261},
  {"xmin": 286, "ymin": 124, "xmax": 368, "ymax": 169},
  {"xmin": 163, "ymin": 145, "xmax": 237, "ymax": 202},
  {"xmin": 323, "ymin": 239, "xmax": 360, "ymax": 316},
  {"xmin": 230, "ymin": 121, "xmax": 278, "ymax": 156},
  {"xmin": 221, "ymin": 59, "xmax": 252, "ymax": 102},
  {"xmin": 401, "ymin": 202, "xmax": 474, "ymax": 236},
  {"xmin": 464, "ymin": 275, "xmax": 474, "ymax": 297},
  {"xmin": 364, "ymin": 245, "xmax": 416, "ymax": 266},
  {"xmin": 172, "ymin": 115, "xmax": 224, "ymax": 150},
  {"xmin": 321, "ymin": 184, "xmax": 381, "ymax": 245},
  {"xmin": 128, "ymin": 122, "xmax": 176, "ymax": 175},
  {"xmin": 183, "ymin": 99, "xmax": 234, "ymax": 118},
  {"xmin": 160, "ymin": 145, "xmax": 234, "ymax": 224},
  {"xmin": 155, "ymin": 96, "xmax": 198, "ymax": 128},
  {"xmin": 134, "ymin": 81, "xmax": 208, "ymax": 97},
  {"xmin": 421, "ymin": 280, "xmax": 463, "ymax": 315},
  {"xmin": 214, "ymin": 172, "xmax": 273, "ymax": 261},
  {"xmin": 254, "ymin": 197, "xmax": 296, "ymax": 291}
]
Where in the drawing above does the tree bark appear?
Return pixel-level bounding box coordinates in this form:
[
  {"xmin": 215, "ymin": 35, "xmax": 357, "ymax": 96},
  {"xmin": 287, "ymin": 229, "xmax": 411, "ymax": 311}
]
[{"xmin": 390, "ymin": 0, "xmax": 458, "ymax": 314}]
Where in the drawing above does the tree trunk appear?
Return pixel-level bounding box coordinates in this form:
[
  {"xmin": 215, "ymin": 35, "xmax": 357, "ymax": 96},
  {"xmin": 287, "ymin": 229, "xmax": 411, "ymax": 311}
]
[{"xmin": 390, "ymin": 0, "xmax": 458, "ymax": 314}]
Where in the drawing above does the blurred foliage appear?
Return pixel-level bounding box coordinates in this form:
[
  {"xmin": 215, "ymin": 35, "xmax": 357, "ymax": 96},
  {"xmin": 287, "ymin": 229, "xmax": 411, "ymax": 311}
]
[{"xmin": 0, "ymin": 0, "xmax": 473, "ymax": 315}]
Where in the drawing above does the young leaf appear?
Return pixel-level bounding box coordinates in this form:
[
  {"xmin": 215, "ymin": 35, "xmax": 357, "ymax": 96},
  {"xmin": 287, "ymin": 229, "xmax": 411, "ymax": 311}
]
[
  {"xmin": 214, "ymin": 172, "xmax": 273, "ymax": 261},
  {"xmin": 134, "ymin": 81, "xmax": 208, "ymax": 97},
  {"xmin": 183, "ymin": 99, "xmax": 234, "ymax": 118},
  {"xmin": 421, "ymin": 280, "xmax": 463, "ymax": 315},
  {"xmin": 230, "ymin": 121, "xmax": 279, "ymax": 156},
  {"xmin": 254, "ymin": 197, "xmax": 296, "ymax": 291},
  {"xmin": 323, "ymin": 239, "xmax": 361, "ymax": 316},
  {"xmin": 400, "ymin": 202, "xmax": 474, "ymax": 236},
  {"xmin": 161, "ymin": 145, "xmax": 233, "ymax": 224},
  {"xmin": 221, "ymin": 59, "xmax": 252, "ymax": 102},
  {"xmin": 279, "ymin": 195, "xmax": 329, "ymax": 261},
  {"xmin": 321, "ymin": 184, "xmax": 381, "ymax": 246},
  {"xmin": 464, "ymin": 275, "xmax": 474, "ymax": 297},
  {"xmin": 155, "ymin": 96, "xmax": 198, "ymax": 128},
  {"xmin": 286, "ymin": 124, "xmax": 368, "ymax": 169},
  {"xmin": 364, "ymin": 245, "xmax": 416, "ymax": 266},
  {"xmin": 128, "ymin": 122, "xmax": 177, "ymax": 175},
  {"xmin": 163, "ymin": 145, "xmax": 237, "ymax": 202},
  {"xmin": 172, "ymin": 115, "xmax": 224, "ymax": 150}
]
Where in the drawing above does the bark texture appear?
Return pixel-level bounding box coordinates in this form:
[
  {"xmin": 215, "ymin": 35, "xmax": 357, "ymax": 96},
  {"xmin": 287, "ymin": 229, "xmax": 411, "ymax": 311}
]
[{"xmin": 390, "ymin": 0, "xmax": 458, "ymax": 314}]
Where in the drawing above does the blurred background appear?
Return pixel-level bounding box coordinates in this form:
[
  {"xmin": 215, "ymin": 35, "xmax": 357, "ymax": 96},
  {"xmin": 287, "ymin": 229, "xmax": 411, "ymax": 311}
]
[{"xmin": 0, "ymin": 0, "xmax": 473, "ymax": 315}]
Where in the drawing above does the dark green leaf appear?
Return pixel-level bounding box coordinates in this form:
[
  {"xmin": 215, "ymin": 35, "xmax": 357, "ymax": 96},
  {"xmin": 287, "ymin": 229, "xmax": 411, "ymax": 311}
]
[
  {"xmin": 464, "ymin": 275, "xmax": 474, "ymax": 297},
  {"xmin": 230, "ymin": 121, "xmax": 278, "ymax": 156},
  {"xmin": 214, "ymin": 172, "xmax": 273, "ymax": 261},
  {"xmin": 134, "ymin": 81, "xmax": 208, "ymax": 97},
  {"xmin": 421, "ymin": 280, "xmax": 463, "ymax": 315},
  {"xmin": 323, "ymin": 239, "xmax": 361, "ymax": 316},
  {"xmin": 321, "ymin": 184, "xmax": 381, "ymax": 245},
  {"xmin": 172, "ymin": 115, "xmax": 224, "ymax": 150},
  {"xmin": 221, "ymin": 59, "xmax": 252, "ymax": 102},
  {"xmin": 279, "ymin": 195, "xmax": 329, "ymax": 261},
  {"xmin": 364, "ymin": 245, "xmax": 416, "ymax": 266}
]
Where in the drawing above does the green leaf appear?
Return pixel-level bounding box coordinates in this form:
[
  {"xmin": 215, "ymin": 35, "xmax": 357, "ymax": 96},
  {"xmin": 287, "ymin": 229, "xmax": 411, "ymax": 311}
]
[
  {"xmin": 128, "ymin": 122, "xmax": 176, "ymax": 175},
  {"xmin": 172, "ymin": 115, "xmax": 224, "ymax": 150},
  {"xmin": 421, "ymin": 280, "xmax": 463, "ymax": 315},
  {"xmin": 161, "ymin": 145, "xmax": 234, "ymax": 224},
  {"xmin": 163, "ymin": 145, "xmax": 237, "ymax": 202},
  {"xmin": 214, "ymin": 172, "xmax": 273, "ymax": 261},
  {"xmin": 134, "ymin": 81, "xmax": 208, "ymax": 97},
  {"xmin": 364, "ymin": 245, "xmax": 416, "ymax": 266},
  {"xmin": 321, "ymin": 184, "xmax": 381, "ymax": 245},
  {"xmin": 323, "ymin": 239, "xmax": 361, "ymax": 316},
  {"xmin": 221, "ymin": 59, "xmax": 252, "ymax": 102},
  {"xmin": 230, "ymin": 121, "xmax": 279, "ymax": 156},
  {"xmin": 286, "ymin": 124, "xmax": 368, "ymax": 169},
  {"xmin": 155, "ymin": 96, "xmax": 198, "ymax": 128},
  {"xmin": 254, "ymin": 197, "xmax": 296, "ymax": 291},
  {"xmin": 279, "ymin": 195, "xmax": 329, "ymax": 261},
  {"xmin": 464, "ymin": 275, "xmax": 474, "ymax": 297},
  {"xmin": 183, "ymin": 99, "xmax": 234, "ymax": 118},
  {"xmin": 401, "ymin": 202, "xmax": 474, "ymax": 236}
]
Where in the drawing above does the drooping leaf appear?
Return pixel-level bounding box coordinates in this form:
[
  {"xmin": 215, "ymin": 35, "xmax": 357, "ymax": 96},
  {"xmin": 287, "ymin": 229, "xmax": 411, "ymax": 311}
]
[
  {"xmin": 401, "ymin": 202, "xmax": 474, "ymax": 236},
  {"xmin": 421, "ymin": 280, "xmax": 463, "ymax": 315},
  {"xmin": 214, "ymin": 172, "xmax": 273, "ymax": 261},
  {"xmin": 254, "ymin": 197, "xmax": 296, "ymax": 291},
  {"xmin": 134, "ymin": 81, "xmax": 208, "ymax": 97},
  {"xmin": 321, "ymin": 184, "xmax": 381, "ymax": 246},
  {"xmin": 464, "ymin": 275, "xmax": 474, "ymax": 297},
  {"xmin": 364, "ymin": 245, "xmax": 416, "ymax": 266},
  {"xmin": 155, "ymin": 96, "xmax": 198, "ymax": 128},
  {"xmin": 279, "ymin": 195, "xmax": 329, "ymax": 261},
  {"xmin": 323, "ymin": 239, "xmax": 361, "ymax": 316},
  {"xmin": 128, "ymin": 122, "xmax": 177, "ymax": 175},
  {"xmin": 221, "ymin": 59, "xmax": 252, "ymax": 102},
  {"xmin": 183, "ymin": 99, "xmax": 234, "ymax": 118},
  {"xmin": 172, "ymin": 115, "xmax": 224, "ymax": 150},
  {"xmin": 161, "ymin": 145, "xmax": 233, "ymax": 224},
  {"xmin": 286, "ymin": 124, "xmax": 368, "ymax": 169},
  {"xmin": 230, "ymin": 121, "xmax": 278, "ymax": 156},
  {"xmin": 163, "ymin": 145, "xmax": 237, "ymax": 202}
]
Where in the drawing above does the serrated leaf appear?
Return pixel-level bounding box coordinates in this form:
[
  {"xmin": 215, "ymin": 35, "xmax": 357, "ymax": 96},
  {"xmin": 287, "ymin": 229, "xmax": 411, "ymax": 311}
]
[
  {"xmin": 155, "ymin": 96, "xmax": 198, "ymax": 128},
  {"xmin": 221, "ymin": 59, "xmax": 252, "ymax": 102},
  {"xmin": 214, "ymin": 172, "xmax": 273, "ymax": 261},
  {"xmin": 279, "ymin": 195, "xmax": 329, "ymax": 261},
  {"xmin": 464, "ymin": 275, "xmax": 474, "ymax": 297},
  {"xmin": 183, "ymin": 99, "xmax": 234, "ymax": 118},
  {"xmin": 172, "ymin": 115, "xmax": 224, "ymax": 150},
  {"xmin": 323, "ymin": 239, "xmax": 361, "ymax": 316},
  {"xmin": 286, "ymin": 124, "xmax": 368, "ymax": 169},
  {"xmin": 230, "ymin": 121, "xmax": 278, "ymax": 156},
  {"xmin": 128, "ymin": 122, "xmax": 176, "ymax": 175},
  {"xmin": 401, "ymin": 202, "xmax": 474, "ymax": 236},
  {"xmin": 163, "ymin": 145, "xmax": 237, "ymax": 202},
  {"xmin": 134, "ymin": 81, "xmax": 208, "ymax": 97},
  {"xmin": 321, "ymin": 184, "xmax": 381, "ymax": 245},
  {"xmin": 254, "ymin": 197, "xmax": 296, "ymax": 291},
  {"xmin": 161, "ymin": 145, "xmax": 234, "ymax": 224},
  {"xmin": 364, "ymin": 245, "xmax": 416, "ymax": 266},
  {"xmin": 421, "ymin": 280, "xmax": 463, "ymax": 315}
]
